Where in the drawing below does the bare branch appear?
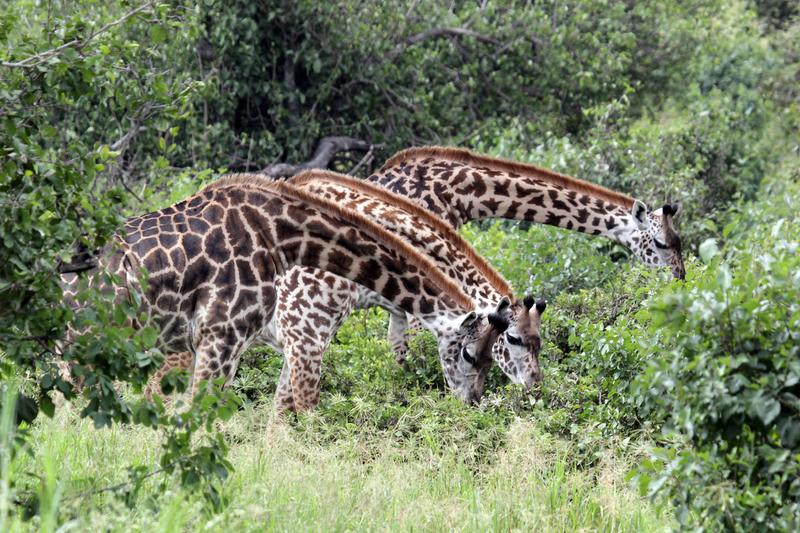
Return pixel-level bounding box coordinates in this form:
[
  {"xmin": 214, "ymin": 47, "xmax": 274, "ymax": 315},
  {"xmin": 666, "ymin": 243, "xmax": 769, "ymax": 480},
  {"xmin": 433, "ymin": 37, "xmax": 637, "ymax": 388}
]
[
  {"xmin": 387, "ymin": 27, "xmax": 502, "ymax": 60},
  {"xmin": 348, "ymin": 144, "xmax": 378, "ymax": 176},
  {"xmin": 57, "ymin": 257, "xmax": 99, "ymax": 274},
  {"xmin": 2, "ymin": 2, "xmax": 154, "ymax": 69},
  {"xmin": 260, "ymin": 136, "xmax": 385, "ymax": 178},
  {"xmin": 110, "ymin": 124, "xmax": 146, "ymax": 152}
]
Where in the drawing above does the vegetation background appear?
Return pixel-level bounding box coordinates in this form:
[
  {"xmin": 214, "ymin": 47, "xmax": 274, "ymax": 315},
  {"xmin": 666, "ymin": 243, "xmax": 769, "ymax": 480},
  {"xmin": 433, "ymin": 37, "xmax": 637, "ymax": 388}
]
[{"xmin": 1, "ymin": 0, "xmax": 798, "ymax": 530}]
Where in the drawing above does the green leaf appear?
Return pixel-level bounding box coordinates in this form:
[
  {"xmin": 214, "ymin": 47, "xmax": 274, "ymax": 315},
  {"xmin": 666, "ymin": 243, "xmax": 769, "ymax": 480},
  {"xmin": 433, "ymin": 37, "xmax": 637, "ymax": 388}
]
[
  {"xmin": 150, "ymin": 25, "xmax": 167, "ymax": 44},
  {"xmin": 113, "ymin": 303, "xmax": 127, "ymax": 325},
  {"xmin": 139, "ymin": 326, "xmax": 159, "ymax": 348},
  {"xmin": 698, "ymin": 238, "xmax": 719, "ymax": 263},
  {"xmin": 779, "ymin": 418, "xmax": 800, "ymax": 448},
  {"xmin": 751, "ymin": 396, "xmax": 781, "ymax": 426},
  {"xmin": 39, "ymin": 392, "xmax": 55, "ymax": 418}
]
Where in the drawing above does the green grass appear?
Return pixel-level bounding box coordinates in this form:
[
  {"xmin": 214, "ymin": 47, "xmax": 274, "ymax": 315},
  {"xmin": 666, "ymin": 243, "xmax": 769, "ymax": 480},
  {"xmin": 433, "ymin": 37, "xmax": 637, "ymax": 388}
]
[{"xmin": 2, "ymin": 398, "xmax": 671, "ymax": 532}]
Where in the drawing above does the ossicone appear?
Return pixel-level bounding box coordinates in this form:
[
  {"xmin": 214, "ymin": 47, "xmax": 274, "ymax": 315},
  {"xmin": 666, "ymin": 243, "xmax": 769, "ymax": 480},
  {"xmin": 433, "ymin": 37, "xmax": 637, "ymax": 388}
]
[
  {"xmin": 523, "ymin": 295, "xmax": 546, "ymax": 314},
  {"xmin": 523, "ymin": 295, "xmax": 535, "ymax": 310},
  {"xmin": 488, "ymin": 312, "xmax": 510, "ymax": 333}
]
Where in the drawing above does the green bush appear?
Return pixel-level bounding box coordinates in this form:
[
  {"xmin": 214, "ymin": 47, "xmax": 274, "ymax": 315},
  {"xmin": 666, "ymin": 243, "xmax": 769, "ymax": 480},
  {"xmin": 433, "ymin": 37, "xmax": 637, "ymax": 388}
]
[
  {"xmin": 184, "ymin": 0, "xmax": 722, "ymax": 168},
  {"xmin": 0, "ymin": 1, "xmax": 239, "ymax": 512},
  {"xmin": 461, "ymin": 221, "xmax": 626, "ymax": 297},
  {"xmin": 634, "ymin": 171, "xmax": 800, "ymax": 530}
]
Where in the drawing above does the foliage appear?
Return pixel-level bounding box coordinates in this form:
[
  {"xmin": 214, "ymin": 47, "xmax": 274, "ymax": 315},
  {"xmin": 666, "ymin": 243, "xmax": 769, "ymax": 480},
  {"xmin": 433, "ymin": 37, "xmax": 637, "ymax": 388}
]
[
  {"xmin": 633, "ymin": 171, "xmax": 800, "ymax": 531},
  {"xmin": 462, "ymin": 221, "xmax": 626, "ymax": 297},
  {"xmin": 2, "ymin": 0, "xmax": 800, "ymax": 528},
  {"xmin": 477, "ymin": 1, "xmax": 788, "ymax": 250},
  {"xmin": 182, "ymin": 0, "xmax": 724, "ymax": 169},
  {"xmin": 0, "ymin": 0, "xmax": 236, "ymax": 516}
]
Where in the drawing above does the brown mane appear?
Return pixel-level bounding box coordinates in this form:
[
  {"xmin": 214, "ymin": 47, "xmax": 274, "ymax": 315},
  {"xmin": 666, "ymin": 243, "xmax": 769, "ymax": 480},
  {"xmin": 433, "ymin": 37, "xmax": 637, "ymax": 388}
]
[
  {"xmin": 200, "ymin": 173, "xmax": 274, "ymax": 192},
  {"xmin": 380, "ymin": 146, "xmax": 636, "ymax": 209},
  {"xmin": 199, "ymin": 173, "xmax": 474, "ymax": 310},
  {"xmin": 289, "ymin": 170, "xmax": 512, "ymax": 297}
]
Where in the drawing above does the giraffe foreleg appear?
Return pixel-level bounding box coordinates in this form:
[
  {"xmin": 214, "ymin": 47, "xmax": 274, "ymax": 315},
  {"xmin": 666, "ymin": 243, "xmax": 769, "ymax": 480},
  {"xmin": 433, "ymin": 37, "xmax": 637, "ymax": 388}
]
[
  {"xmin": 388, "ymin": 312, "xmax": 411, "ymax": 364},
  {"xmin": 274, "ymin": 318, "xmax": 330, "ymax": 413},
  {"xmin": 272, "ymin": 269, "xmax": 358, "ymax": 412},
  {"xmin": 388, "ymin": 312, "xmax": 425, "ymax": 364},
  {"xmin": 190, "ymin": 329, "xmax": 245, "ymax": 397},
  {"xmin": 273, "ymin": 361, "xmax": 296, "ymax": 413},
  {"xmin": 144, "ymin": 351, "xmax": 194, "ymax": 401}
]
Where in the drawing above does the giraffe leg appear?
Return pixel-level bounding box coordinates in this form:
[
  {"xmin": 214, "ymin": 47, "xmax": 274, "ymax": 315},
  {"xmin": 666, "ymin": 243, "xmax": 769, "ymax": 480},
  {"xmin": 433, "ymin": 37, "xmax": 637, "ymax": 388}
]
[
  {"xmin": 285, "ymin": 338, "xmax": 324, "ymax": 413},
  {"xmin": 273, "ymin": 360, "xmax": 296, "ymax": 413},
  {"xmin": 190, "ymin": 330, "xmax": 244, "ymax": 397},
  {"xmin": 271, "ymin": 269, "xmax": 359, "ymax": 412},
  {"xmin": 144, "ymin": 351, "xmax": 193, "ymax": 401},
  {"xmin": 388, "ymin": 312, "xmax": 411, "ymax": 364}
]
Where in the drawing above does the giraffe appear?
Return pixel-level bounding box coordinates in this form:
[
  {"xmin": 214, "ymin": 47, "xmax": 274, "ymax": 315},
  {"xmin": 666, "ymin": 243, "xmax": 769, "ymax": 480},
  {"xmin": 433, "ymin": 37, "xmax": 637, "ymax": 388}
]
[
  {"xmin": 146, "ymin": 171, "xmax": 545, "ymax": 411},
  {"xmin": 365, "ymin": 146, "xmax": 686, "ymax": 362},
  {"xmin": 278, "ymin": 171, "xmax": 546, "ymax": 410},
  {"xmin": 60, "ymin": 177, "xmax": 506, "ymax": 398}
]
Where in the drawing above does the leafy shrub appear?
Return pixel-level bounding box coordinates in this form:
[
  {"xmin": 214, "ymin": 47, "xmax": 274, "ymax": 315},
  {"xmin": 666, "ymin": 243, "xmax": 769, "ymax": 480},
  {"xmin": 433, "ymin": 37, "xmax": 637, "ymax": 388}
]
[
  {"xmin": 0, "ymin": 1, "xmax": 239, "ymax": 514},
  {"xmin": 185, "ymin": 0, "xmax": 721, "ymax": 168},
  {"xmin": 634, "ymin": 171, "xmax": 800, "ymax": 530},
  {"xmin": 461, "ymin": 221, "xmax": 626, "ymax": 297}
]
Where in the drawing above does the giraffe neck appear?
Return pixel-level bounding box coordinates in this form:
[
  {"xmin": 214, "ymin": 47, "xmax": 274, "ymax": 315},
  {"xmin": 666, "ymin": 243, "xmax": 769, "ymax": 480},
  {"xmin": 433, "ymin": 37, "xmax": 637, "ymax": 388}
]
[
  {"xmin": 370, "ymin": 148, "xmax": 641, "ymax": 248},
  {"xmin": 288, "ymin": 171, "xmax": 511, "ymax": 311},
  {"xmin": 202, "ymin": 181, "xmax": 474, "ymax": 319}
]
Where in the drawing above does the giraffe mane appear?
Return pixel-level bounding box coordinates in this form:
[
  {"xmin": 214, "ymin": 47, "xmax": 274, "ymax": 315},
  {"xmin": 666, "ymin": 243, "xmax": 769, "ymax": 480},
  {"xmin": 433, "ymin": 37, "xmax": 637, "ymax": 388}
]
[
  {"xmin": 289, "ymin": 170, "xmax": 513, "ymax": 298},
  {"xmin": 200, "ymin": 173, "xmax": 474, "ymax": 310},
  {"xmin": 380, "ymin": 146, "xmax": 637, "ymax": 210},
  {"xmin": 201, "ymin": 173, "xmax": 275, "ymax": 192}
]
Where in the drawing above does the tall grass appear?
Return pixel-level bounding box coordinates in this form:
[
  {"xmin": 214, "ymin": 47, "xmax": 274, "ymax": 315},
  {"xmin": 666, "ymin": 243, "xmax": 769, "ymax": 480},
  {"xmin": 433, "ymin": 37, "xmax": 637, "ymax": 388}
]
[{"xmin": 4, "ymin": 400, "xmax": 670, "ymax": 532}]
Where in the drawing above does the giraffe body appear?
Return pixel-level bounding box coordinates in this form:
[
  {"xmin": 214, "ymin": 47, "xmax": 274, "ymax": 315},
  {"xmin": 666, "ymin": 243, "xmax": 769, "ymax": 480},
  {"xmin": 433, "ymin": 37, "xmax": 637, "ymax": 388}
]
[
  {"xmin": 62, "ymin": 177, "xmax": 500, "ymax": 396},
  {"xmin": 148, "ymin": 172, "xmax": 541, "ymax": 410}
]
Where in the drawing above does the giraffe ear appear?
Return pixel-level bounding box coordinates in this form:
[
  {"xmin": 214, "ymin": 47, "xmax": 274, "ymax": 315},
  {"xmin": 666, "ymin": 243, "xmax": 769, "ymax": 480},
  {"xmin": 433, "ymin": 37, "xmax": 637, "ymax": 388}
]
[
  {"xmin": 631, "ymin": 200, "xmax": 649, "ymax": 230},
  {"xmin": 457, "ymin": 311, "xmax": 478, "ymax": 331},
  {"xmin": 523, "ymin": 295, "xmax": 535, "ymax": 310},
  {"xmin": 495, "ymin": 296, "xmax": 511, "ymax": 314}
]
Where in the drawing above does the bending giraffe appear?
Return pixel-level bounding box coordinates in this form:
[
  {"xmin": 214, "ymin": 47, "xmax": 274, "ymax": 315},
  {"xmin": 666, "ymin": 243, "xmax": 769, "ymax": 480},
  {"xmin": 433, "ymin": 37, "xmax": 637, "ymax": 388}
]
[
  {"xmin": 147, "ymin": 171, "xmax": 545, "ymax": 411},
  {"xmin": 60, "ymin": 179, "xmax": 507, "ymax": 397},
  {"xmin": 365, "ymin": 146, "xmax": 686, "ymax": 362}
]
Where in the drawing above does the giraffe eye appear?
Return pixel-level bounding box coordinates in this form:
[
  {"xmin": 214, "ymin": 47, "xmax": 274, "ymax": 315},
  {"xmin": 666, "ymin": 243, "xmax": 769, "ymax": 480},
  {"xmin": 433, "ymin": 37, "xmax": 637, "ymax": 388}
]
[
  {"xmin": 506, "ymin": 332, "xmax": 523, "ymax": 346},
  {"xmin": 654, "ymin": 238, "xmax": 670, "ymax": 250}
]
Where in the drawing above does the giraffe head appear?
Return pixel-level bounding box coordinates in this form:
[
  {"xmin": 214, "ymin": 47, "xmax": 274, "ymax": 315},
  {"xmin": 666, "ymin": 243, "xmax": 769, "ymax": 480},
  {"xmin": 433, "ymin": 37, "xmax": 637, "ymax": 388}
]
[
  {"xmin": 628, "ymin": 201, "xmax": 685, "ymax": 280},
  {"xmin": 490, "ymin": 295, "xmax": 546, "ymax": 390},
  {"xmin": 436, "ymin": 297, "xmax": 511, "ymax": 404}
]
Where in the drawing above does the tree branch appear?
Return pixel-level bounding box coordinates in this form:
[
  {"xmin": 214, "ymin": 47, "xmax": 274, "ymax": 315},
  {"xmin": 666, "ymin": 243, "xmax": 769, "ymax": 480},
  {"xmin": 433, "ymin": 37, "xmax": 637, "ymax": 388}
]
[
  {"xmin": 1, "ymin": 2, "xmax": 154, "ymax": 69},
  {"xmin": 260, "ymin": 136, "xmax": 385, "ymax": 178},
  {"xmin": 348, "ymin": 144, "xmax": 379, "ymax": 175},
  {"xmin": 387, "ymin": 27, "xmax": 502, "ymax": 60}
]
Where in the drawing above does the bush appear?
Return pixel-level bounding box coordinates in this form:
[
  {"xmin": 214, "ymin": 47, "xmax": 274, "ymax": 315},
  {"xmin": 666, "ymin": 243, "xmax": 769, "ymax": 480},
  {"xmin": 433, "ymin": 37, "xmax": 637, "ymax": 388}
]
[
  {"xmin": 185, "ymin": 0, "xmax": 722, "ymax": 168},
  {"xmin": 634, "ymin": 169, "xmax": 800, "ymax": 530},
  {"xmin": 461, "ymin": 221, "xmax": 626, "ymax": 297},
  {"xmin": 0, "ymin": 1, "xmax": 239, "ymax": 512}
]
